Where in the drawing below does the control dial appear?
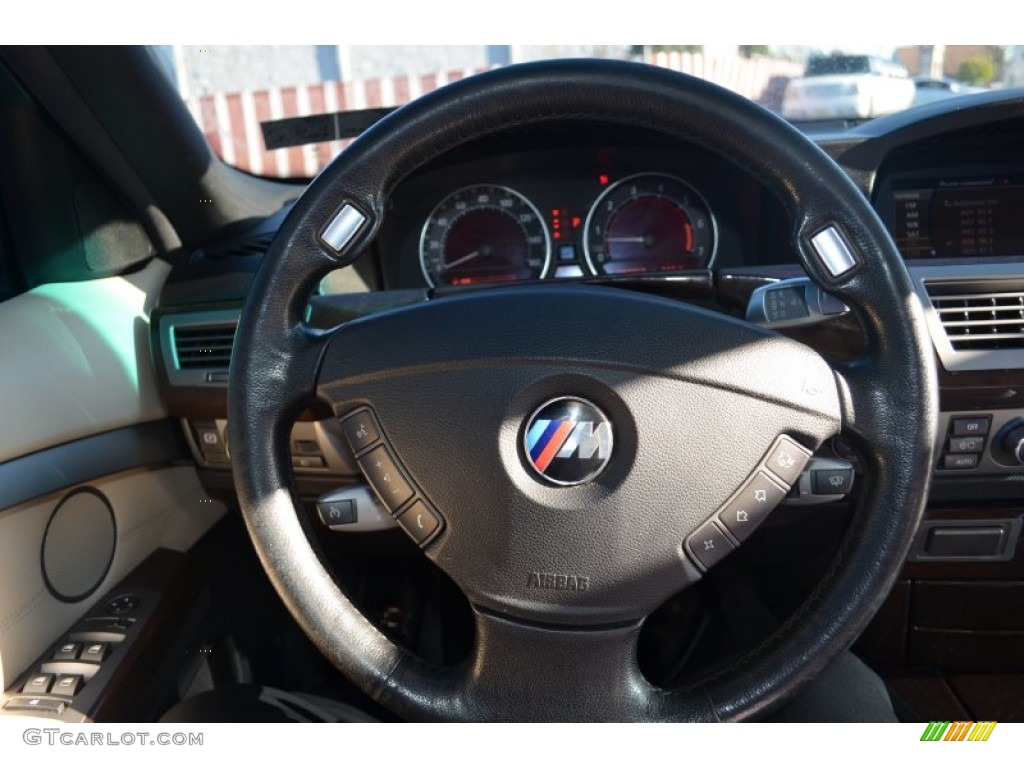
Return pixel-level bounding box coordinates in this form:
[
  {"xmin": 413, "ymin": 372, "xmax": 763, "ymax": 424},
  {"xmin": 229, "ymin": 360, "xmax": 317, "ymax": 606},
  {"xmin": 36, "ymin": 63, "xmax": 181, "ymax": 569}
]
[{"xmin": 998, "ymin": 419, "xmax": 1024, "ymax": 465}]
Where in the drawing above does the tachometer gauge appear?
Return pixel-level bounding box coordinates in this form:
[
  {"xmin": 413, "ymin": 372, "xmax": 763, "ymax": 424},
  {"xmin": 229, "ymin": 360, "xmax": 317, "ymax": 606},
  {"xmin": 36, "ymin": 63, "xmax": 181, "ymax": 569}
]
[
  {"xmin": 583, "ymin": 173, "xmax": 717, "ymax": 276},
  {"xmin": 419, "ymin": 185, "xmax": 551, "ymax": 287}
]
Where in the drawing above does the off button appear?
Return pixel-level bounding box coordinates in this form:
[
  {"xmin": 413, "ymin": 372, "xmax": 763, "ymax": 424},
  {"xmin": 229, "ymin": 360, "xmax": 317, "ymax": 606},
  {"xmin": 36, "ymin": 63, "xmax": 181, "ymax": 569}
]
[{"xmin": 951, "ymin": 416, "xmax": 990, "ymax": 437}]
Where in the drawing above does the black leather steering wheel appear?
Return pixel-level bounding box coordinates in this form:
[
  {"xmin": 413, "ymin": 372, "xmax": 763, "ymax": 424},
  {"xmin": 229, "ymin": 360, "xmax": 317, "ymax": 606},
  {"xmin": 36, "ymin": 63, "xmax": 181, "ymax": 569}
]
[{"xmin": 228, "ymin": 60, "xmax": 937, "ymax": 721}]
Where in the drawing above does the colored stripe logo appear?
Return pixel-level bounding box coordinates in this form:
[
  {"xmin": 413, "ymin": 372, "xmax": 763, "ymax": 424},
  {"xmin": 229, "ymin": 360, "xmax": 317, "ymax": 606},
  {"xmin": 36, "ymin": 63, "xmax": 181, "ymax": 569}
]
[
  {"xmin": 523, "ymin": 397, "xmax": 614, "ymax": 486},
  {"xmin": 920, "ymin": 721, "xmax": 997, "ymax": 741},
  {"xmin": 526, "ymin": 419, "xmax": 576, "ymax": 473}
]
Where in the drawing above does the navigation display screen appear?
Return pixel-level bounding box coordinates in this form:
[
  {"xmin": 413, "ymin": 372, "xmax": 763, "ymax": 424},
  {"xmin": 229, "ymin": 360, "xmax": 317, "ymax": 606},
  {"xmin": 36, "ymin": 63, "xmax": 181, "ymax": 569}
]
[{"xmin": 891, "ymin": 176, "xmax": 1024, "ymax": 259}]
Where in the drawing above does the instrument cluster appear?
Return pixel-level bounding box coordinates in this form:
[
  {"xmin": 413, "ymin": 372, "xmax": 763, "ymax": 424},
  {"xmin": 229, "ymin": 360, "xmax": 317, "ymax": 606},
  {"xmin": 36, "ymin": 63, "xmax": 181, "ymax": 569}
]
[
  {"xmin": 373, "ymin": 142, "xmax": 788, "ymax": 290},
  {"xmin": 418, "ymin": 173, "xmax": 717, "ymax": 287}
]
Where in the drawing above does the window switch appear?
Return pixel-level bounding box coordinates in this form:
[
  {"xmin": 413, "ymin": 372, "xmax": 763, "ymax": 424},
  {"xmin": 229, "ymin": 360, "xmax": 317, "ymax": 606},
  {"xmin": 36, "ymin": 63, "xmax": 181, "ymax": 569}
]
[
  {"xmin": 3, "ymin": 696, "xmax": 67, "ymax": 715},
  {"xmin": 87, "ymin": 618, "xmax": 132, "ymax": 632},
  {"xmin": 53, "ymin": 641, "xmax": 81, "ymax": 661},
  {"xmin": 52, "ymin": 674, "xmax": 84, "ymax": 697},
  {"xmin": 22, "ymin": 673, "xmax": 55, "ymax": 695},
  {"xmin": 79, "ymin": 642, "xmax": 109, "ymax": 663}
]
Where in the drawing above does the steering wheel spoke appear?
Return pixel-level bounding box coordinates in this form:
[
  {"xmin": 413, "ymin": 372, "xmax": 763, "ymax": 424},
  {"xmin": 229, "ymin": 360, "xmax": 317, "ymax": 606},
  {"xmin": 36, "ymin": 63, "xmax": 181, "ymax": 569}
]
[
  {"xmin": 382, "ymin": 609, "xmax": 725, "ymax": 722},
  {"xmin": 459, "ymin": 612, "xmax": 657, "ymax": 721},
  {"xmin": 313, "ymin": 286, "xmax": 844, "ymax": 623}
]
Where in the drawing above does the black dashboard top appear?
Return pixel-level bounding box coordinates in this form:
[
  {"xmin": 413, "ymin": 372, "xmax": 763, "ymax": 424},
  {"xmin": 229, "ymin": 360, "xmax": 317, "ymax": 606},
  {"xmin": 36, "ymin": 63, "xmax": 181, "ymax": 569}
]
[
  {"xmin": 157, "ymin": 95, "xmax": 1024, "ymax": 302},
  {"xmin": 153, "ymin": 93, "xmax": 1024, "ymax": 501}
]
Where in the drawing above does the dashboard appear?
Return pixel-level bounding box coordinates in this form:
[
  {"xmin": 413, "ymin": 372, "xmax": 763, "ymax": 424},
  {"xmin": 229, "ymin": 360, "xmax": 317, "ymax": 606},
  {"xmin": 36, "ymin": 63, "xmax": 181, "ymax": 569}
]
[{"xmin": 152, "ymin": 96, "xmax": 1024, "ymax": 509}]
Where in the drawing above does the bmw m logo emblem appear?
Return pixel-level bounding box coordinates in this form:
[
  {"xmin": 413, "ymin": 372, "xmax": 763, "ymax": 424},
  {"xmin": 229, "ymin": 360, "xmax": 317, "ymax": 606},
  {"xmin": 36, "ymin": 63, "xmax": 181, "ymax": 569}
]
[{"xmin": 523, "ymin": 397, "xmax": 613, "ymax": 486}]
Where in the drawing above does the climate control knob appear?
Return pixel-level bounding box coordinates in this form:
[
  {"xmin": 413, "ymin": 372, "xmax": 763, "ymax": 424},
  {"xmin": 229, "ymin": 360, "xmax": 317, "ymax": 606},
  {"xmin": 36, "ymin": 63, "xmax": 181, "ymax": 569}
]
[{"xmin": 1002, "ymin": 422, "xmax": 1024, "ymax": 465}]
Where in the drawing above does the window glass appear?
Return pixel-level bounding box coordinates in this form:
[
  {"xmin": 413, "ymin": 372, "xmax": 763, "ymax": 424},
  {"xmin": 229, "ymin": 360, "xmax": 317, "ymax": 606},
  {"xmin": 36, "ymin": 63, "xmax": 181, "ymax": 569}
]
[{"xmin": 155, "ymin": 45, "xmax": 1017, "ymax": 179}]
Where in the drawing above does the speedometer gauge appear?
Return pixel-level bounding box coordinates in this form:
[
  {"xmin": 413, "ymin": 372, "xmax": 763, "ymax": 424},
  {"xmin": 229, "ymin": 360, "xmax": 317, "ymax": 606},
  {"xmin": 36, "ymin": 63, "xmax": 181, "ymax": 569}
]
[
  {"xmin": 419, "ymin": 185, "xmax": 551, "ymax": 287},
  {"xmin": 583, "ymin": 173, "xmax": 717, "ymax": 276}
]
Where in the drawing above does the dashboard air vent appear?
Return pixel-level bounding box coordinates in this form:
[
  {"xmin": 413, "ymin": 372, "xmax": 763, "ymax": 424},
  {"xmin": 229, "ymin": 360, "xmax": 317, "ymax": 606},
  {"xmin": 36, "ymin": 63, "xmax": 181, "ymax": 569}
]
[
  {"xmin": 192, "ymin": 232, "xmax": 275, "ymax": 262},
  {"xmin": 172, "ymin": 324, "xmax": 236, "ymax": 370},
  {"xmin": 929, "ymin": 287, "xmax": 1024, "ymax": 351}
]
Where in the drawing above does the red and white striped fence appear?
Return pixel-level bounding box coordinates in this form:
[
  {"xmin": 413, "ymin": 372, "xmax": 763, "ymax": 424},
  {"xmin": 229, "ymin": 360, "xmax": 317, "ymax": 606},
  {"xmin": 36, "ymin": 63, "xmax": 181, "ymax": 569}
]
[
  {"xmin": 185, "ymin": 55, "xmax": 803, "ymax": 178},
  {"xmin": 652, "ymin": 51, "xmax": 804, "ymax": 109},
  {"xmin": 185, "ymin": 67, "xmax": 494, "ymax": 178}
]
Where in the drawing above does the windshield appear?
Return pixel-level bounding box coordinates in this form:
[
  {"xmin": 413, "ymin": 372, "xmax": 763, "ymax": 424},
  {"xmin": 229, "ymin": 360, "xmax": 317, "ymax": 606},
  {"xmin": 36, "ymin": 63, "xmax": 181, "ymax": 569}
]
[
  {"xmin": 154, "ymin": 44, "xmax": 1020, "ymax": 180},
  {"xmin": 806, "ymin": 55, "xmax": 873, "ymax": 75}
]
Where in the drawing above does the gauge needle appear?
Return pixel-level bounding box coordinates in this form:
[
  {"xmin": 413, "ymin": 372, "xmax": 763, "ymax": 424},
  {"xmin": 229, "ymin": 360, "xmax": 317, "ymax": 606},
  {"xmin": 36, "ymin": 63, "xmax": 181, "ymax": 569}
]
[
  {"xmin": 607, "ymin": 235, "xmax": 656, "ymax": 246},
  {"xmin": 442, "ymin": 250, "xmax": 480, "ymax": 269}
]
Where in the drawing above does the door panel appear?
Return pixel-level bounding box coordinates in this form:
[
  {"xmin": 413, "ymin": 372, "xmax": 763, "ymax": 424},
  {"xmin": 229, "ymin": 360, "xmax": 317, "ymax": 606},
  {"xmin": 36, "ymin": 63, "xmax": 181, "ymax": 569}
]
[
  {"xmin": 0, "ymin": 256, "xmax": 226, "ymax": 692},
  {"xmin": 0, "ymin": 466, "xmax": 225, "ymax": 690},
  {"xmin": 0, "ymin": 258, "xmax": 169, "ymax": 463}
]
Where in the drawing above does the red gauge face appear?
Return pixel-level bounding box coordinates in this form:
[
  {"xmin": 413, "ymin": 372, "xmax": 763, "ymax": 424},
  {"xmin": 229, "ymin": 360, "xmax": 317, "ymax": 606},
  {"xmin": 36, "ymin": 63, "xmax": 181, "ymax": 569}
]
[
  {"xmin": 604, "ymin": 197, "xmax": 694, "ymax": 268},
  {"xmin": 420, "ymin": 185, "xmax": 551, "ymax": 287},
  {"xmin": 584, "ymin": 173, "xmax": 716, "ymax": 276}
]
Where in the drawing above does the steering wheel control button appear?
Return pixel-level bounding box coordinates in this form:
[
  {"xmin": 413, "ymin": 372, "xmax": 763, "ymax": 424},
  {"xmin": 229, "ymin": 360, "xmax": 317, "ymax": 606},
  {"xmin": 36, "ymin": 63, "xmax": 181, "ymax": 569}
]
[
  {"xmin": 764, "ymin": 436, "xmax": 812, "ymax": 486},
  {"xmin": 341, "ymin": 409, "xmax": 381, "ymax": 454},
  {"xmin": 79, "ymin": 642, "xmax": 109, "ymax": 663},
  {"xmin": 811, "ymin": 467, "xmax": 854, "ymax": 495},
  {"xmin": 396, "ymin": 500, "xmax": 443, "ymax": 545},
  {"xmin": 718, "ymin": 472, "xmax": 788, "ymax": 542},
  {"xmin": 951, "ymin": 416, "xmax": 991, "ymax": 436},
  {"xmin": 810, "ymin": 225, "xmax": 859, "ymax": 278},
  {"xmin": 783, "ymin": 458, "xmax": 856, "ymax": 505},
  {"xmin": 315, "ymin": 486, "xmax": 397, "ymax": 533},
  {"xmin": 320, "ymin": 203, "xmax": 367, "ymax": 255},
  {"xmin": 523, "ymin": 397, "xmax": 613, "ymax": 486},
  {"xmin": 358, "ymin": 446, "xmax": 414, "ymax": 511},
  {"xmin": 317, "ymin": 498, "xmax": 356, "ymax": 528},
  {"xmin": 745, "ymin": 277, "xmax": 850, "ymax": 330},
  {"xmin": 22, "ymin": 673, "xmax": 55, "ymax": 695},
  {"xmin": 686, "ymin": 521, "xmax": 736, "ymax": 571},
  {"xmin": 52, "ymin": 674, "xmax": 84, "ymax": 697}
]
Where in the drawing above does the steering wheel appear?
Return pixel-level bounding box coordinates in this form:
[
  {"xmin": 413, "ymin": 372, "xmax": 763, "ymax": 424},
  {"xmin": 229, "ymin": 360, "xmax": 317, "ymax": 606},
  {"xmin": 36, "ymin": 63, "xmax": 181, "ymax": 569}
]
[{"xmin": 228, "ymin": 60, "xmax": 937, "ymax": 721}]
